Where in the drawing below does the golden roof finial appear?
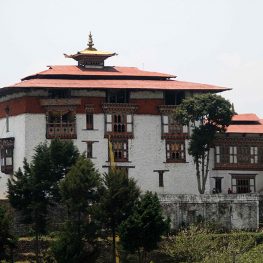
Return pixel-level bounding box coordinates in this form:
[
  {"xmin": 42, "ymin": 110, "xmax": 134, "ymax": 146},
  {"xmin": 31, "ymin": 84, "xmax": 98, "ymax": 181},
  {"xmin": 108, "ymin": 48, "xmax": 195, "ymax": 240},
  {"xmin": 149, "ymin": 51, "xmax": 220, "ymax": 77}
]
[{"xmin": 87, "ymin": 32, "xmax": 97, "ymax": 51}]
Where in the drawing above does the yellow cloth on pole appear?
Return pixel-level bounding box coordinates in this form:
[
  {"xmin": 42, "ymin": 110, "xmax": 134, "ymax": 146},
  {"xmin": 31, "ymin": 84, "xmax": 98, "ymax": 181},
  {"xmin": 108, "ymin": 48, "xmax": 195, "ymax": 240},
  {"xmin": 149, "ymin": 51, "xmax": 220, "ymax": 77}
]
[{"xmin": 108, "ymin": 135, "xmax": 116, "ymax": 170}]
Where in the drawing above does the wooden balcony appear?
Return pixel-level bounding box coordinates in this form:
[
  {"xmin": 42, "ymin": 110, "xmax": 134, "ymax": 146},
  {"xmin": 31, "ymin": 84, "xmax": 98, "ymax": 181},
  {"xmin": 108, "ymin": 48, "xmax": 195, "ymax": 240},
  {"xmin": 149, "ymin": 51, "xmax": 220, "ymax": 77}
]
[{"xmin": 46, "ymin": 122, "xmax": 77, "ymax": 139}]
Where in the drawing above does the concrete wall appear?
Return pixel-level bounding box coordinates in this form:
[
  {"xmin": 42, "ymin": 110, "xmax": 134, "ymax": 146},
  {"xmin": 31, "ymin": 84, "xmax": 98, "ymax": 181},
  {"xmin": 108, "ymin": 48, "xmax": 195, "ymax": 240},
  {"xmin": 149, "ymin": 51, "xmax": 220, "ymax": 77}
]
[{"xmin": 160, "ymin": 194, "xmax": 261, "ymax": 230}]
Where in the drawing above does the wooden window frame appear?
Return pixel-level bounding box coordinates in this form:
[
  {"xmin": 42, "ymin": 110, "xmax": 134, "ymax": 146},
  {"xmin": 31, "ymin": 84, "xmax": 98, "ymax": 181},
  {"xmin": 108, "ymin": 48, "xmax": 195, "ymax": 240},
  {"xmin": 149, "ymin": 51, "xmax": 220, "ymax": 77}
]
[
  {"xmin": 110, "ymin": 139, "xmax": 129, "ymax": 162},
  {"xmin": 86, "ymin": 113, "xmax": 94, "ymax": 130},
  {"xmin": 166, "ymin": 141, "xmax": 185, "ymax": 163},
  {"xmin": 162, "ymin": 115, "xmax": 183, "ymax": 135},
  {"xmin": 250, "ymin": 146, "xmax": 258, "ymax": 164},
  {"xmin": 0, "ymin": 138, "xmax": 14, "ymax": 174},
  {"xmin": 229, "ymin": 146, "xmax": 237, "ymax": 164},
  {"xmin": 105, "ymin": 113, "xmax": 133, "ymax": 136},
  {"xmin": 214, "ymin": 177, "xmax": 222, "ymax": 193},
  {"xmin": 83, "ymin": 141, "xmax": 98, "ymax": 159},
  {"xmin": 46, "ymin": 109, "xmax": 77, "ymax": 139},
  {"xmin": 231, "ymin": 175, "xmax": 256, "ymax": 193},
  {"xmin": 87, "ymin": 142, "xmax": 93, "ymax": 158}
]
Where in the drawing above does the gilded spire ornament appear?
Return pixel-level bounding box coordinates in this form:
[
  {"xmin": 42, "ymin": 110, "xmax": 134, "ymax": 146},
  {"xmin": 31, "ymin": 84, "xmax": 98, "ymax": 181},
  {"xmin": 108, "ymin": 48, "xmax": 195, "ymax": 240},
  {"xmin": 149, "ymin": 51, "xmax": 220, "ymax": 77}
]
[
  {"xmin": 64, "ymin": 33, "xmax": 116, "ymax": 68},
  {"xmin": 87, "ymin": 32, "xmax": 97, "ymax": 51}
]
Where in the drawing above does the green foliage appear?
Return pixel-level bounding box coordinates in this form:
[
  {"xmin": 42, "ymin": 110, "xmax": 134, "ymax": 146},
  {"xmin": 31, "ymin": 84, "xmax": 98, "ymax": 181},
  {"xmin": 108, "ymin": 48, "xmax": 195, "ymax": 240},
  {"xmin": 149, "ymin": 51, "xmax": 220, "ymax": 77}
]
[
  {"xmin": 49, "ymin": 139, "xmax": 80, "ymax": 201},
  {"xmin": 175, "ymin": 93, "xmax": 233, "ymax": 130},
  {"xmin": 8, "ymin": 139, "xmax": 79, "ymax": 262},
  {"xmin": 160, "ymin": 226, "xmax": 262, "ymax": 262},
  {"xmin": 96, "ymin": 169, "xmax": 140, "ymax": 262},
  {"xmin": 60, "ymin": 156, "xmax": 101, "ymax": 213},
  {"xmin": 97, "ymin": 169, "xmax": 140, "ymax": 231},
  {"xmin": 52, "ymin": 157, "xmax": 101, "ymax": 263},
  {"xmin": 52, "ymin": 222, "xmax": 99, "ymax": 263},
  {"xmin": 239, "ymin": 243, "xmax": 263, "ymax": 263},
  {"xmin": 0, "ymin": 205, "xmax": 16, "ymax": 261},
  {"xmin": 120, "ymin": 192, "xmax": 170, "ymax": 263},
  {"xmin": 8, "ymin": 139, "xmax": 79, "ymax": 230},
  {"xmin": 175, "ymin": 94, "xmax": 234, "ymax": 193}
]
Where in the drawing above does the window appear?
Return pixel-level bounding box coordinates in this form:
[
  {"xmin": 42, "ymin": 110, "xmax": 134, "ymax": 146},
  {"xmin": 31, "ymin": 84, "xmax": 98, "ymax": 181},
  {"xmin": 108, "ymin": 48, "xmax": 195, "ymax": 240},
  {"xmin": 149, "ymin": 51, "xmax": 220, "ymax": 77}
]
[
  {"xmin": 232, "ymin": 176, "xmax": 255, "ymax": 193},
  {"xmin": 250, "ymin": 147, "xmax": 258, "ymax": 164},
  {"xmin": 215, "ymin": 145, "xmax": 262, "ymax": 167},
  {"xmin": 105, "ymin": 114, "xmax": 133, "ymax": 134},
  {"xmin": 159, "ymin": 172, "xmax": 164, "ymax": 187},
  {"xmin": 162, "ymin": 115, "xmax": 183, "ymax": 135},
  {"xmin": 214, "ymin": 177, "xmax": 222, "ymax": 193},
  {"xmin": 215, "ymin": 146, "xmax": 220, "ymax": 164},
  {"xmin": 238, "ymin": 146, "xmax": 250, "ymax": 163},
  {"xmin": 166, "ymin": 141, "xmax": 185, "ymax": 162},
  {"xmin": 107, "ymin": 90, "xmax": 129, "ymax": 103},
  {"xmin": 153, "ymin": 170, "xmax": 169, "ymax": 187},
  {"xmin": 86, "ymin": 113, "xmax": 93, "ymax": 130},
  {"xmin": 215, "ymin": 146, "xmax": 231, "ymax": 164},
  {"xmin": 164, "ymin": 91, "xmax": 185, "ymax": 105},
  {"xmin": 111, "ymin": 140, "xmax": 128, "ymax": 162},
  {"xmin": 5, "ymin": 106, "xmax": 9, "ymax": 133},
  {"xmin": 87, "ymin": 142, "xmax": 93, "ymax": 158},
  {"xmin": 46, "ymin": 110, "xmax": 76, "ymax": 139},
  {"xmin": 229, "ymin": 146, "xmax": 237, "ymax": 163},
  {"xmin": 0, "ymin": 138, "xmax": 14, "ymax": 174}
]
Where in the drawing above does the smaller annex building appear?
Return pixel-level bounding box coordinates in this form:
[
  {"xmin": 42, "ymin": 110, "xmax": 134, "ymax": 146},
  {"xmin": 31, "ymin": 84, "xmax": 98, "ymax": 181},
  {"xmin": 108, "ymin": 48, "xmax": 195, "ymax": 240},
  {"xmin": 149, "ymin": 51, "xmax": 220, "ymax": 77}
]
[
  {"xmin": 0, "ymin": 35, "xmax": 262, "ymax": 199},
  {"xmin": 211, "ymin": 113, "xmax": 263, "ymax": 194}
]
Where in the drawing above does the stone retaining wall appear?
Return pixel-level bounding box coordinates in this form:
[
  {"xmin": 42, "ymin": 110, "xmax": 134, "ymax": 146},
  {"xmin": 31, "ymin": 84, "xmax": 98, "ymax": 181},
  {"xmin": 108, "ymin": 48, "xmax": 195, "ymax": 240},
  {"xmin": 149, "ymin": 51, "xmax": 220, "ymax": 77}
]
[
  {"xmin": 159, "ymin": 194, "xmax": 262, "ymax": 230},
  {"xmin": 1, "ymin": 194, "xmax": 262, "ymax": 236}
]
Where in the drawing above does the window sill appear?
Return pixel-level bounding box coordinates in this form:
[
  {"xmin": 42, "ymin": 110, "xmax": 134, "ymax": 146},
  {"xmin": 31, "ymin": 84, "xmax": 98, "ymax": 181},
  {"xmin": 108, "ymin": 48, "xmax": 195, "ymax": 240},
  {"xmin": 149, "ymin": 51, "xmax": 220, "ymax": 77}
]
[
  {"xmin": 105, "ymin": 160, "xmax": 131, "ymax": 163},
  {"xmin": 163, "ymin": 161, "xmax": 189, "ymax": 164},
  {"xmin": 82, "ymin": 128, "xmax": 99, "ymax": 131}
]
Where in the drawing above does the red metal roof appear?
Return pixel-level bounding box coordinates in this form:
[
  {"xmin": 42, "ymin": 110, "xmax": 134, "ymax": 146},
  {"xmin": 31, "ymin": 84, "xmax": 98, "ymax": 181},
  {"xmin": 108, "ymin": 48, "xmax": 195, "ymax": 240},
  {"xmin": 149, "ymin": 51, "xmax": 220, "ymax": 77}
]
[
  {"xmin": 226, "ymin": 114, "xmax": 263, "ymax": 134},
  {"xmin": 22, "ymin": 66, "xmax": 176, "ymax": 79},
  {"xmin": 5, "ymin": 78, "xmax": 228, "ymax": 91},
  {"xmin": 232, "ymin": 113, "xmax": 260, "ymax": 122},
  {"xmin": 226, "ymin": 125, "xmax": 263, "ymax": 134}
]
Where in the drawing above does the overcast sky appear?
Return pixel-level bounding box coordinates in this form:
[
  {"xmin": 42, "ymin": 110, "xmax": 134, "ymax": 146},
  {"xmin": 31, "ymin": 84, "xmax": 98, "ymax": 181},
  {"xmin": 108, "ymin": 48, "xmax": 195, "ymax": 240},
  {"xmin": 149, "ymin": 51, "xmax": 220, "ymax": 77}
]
[{"xmin": 0, "ymin": 0, "xmax": 262, "ymax": 116}]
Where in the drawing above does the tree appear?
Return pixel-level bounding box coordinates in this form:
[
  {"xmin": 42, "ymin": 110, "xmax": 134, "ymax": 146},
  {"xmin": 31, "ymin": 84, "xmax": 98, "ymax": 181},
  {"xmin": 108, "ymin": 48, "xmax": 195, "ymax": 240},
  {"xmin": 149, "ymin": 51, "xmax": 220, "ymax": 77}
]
[
  {"xmin": 52, "ymin": 156, "xmax": 102, "ymax": 263},
  {"xmin": 0, "ymin": 205, "xmax": 16, "ymax": 262},
  {"xmin": 119, "ymin": 191, "xmax": 170, "ymax": 263},
  {"xmin": 97, "ymin": 169, "xmax": 140, "ymax": 263},
  {"xmin": 175, "ymin": 94, "xmax": 233, "ymax": 194},
  {"xmin": 8, "ymin": 139, "xmax": 79, "ymax": 262}
]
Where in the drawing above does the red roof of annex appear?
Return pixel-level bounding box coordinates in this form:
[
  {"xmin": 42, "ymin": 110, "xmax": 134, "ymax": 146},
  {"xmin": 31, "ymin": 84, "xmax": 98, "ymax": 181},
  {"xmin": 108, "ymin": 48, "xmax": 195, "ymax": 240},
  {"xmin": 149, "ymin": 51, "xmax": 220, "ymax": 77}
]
[{"xmin": 226, "ymin": 114, "xmax": 263, "ymax": 134}]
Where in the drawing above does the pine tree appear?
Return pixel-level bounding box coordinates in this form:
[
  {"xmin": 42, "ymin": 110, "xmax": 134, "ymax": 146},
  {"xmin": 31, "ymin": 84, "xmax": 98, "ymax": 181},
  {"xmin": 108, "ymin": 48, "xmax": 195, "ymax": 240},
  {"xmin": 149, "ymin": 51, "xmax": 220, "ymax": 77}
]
[
  {"xmin": 0, "ymin": 205, "xmax": 16, "ymax": 262},
  {"xmin": 52, "ymin": 156, "xmax": 102, "ymax": 263},
  {"xmin": 8, "ymin": 139, "xmax": 79, "ymax": 262},
  {"xmin": 96, "ymin": 169, "xmax": 140, "ymax": 263},
  {"xmin": 119, "ymin": 192, "xmax": 170, "ymax": 263}
]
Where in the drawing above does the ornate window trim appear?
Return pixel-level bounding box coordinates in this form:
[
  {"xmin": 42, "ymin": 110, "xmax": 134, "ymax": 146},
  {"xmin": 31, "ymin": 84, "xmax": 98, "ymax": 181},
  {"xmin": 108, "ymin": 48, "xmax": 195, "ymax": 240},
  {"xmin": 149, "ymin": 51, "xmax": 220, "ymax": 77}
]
[
  {"xmin": 103, "ymin": 103, "xmax": 137, "ymax": 139},
  {"xmin": 44, "ymin": 105, "xmax": 77, "ymax": 139},
  {"xmin": 109, "ymin": 139, "xmax": 129, "ymax": 162},
  {"xmin": 214, "ymin": 137, "xmax": 263, "ymax": 170},
  {"xmin": 102, "ymin": 103, "xmax": 138, "ymax": 114},
  {"xmin": 165, "ymin": 140, "xmax": 186, "ymax": 163},
  {"xmin": 158, "ymin": 106, "xmax": 188, "ymax": 139},
  {"xmin": 0, "ymin": 137, "xmax": 14, "ymax": 174}
]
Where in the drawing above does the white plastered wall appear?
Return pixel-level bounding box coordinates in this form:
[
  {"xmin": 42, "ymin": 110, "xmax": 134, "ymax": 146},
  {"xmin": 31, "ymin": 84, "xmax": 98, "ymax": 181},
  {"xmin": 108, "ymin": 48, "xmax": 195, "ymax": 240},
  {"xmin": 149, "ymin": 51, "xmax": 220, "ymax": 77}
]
[{"xmin": 0, "ymin": 115, "xmax": 26, "ymax": 198}]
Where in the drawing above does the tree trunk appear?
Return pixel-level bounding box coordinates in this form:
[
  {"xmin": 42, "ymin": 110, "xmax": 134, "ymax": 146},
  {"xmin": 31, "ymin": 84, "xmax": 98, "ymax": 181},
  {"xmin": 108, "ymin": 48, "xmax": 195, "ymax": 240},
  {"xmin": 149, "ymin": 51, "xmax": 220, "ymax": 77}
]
[{"xmin": 196, "ymin": 160, "xmax": 204, "ymax": 194}]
